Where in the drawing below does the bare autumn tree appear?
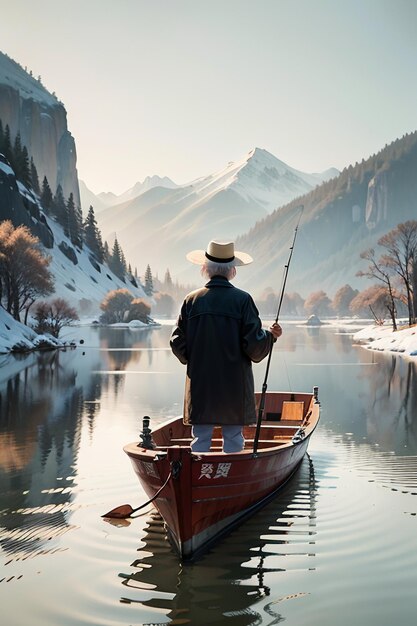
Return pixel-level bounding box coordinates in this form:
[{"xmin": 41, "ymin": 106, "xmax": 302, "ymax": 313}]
[
  {"xmin": 0, "ymin": 220, "xmax": 54, "ymax": 322},
  {"xmin": 33, "ymin": 298, "xmax": 79, "ymax": 337},
  {"xmin": 349, "ymin": 285, "xmax": 389, "ymax": 323},
  {"xmin": 378, "ymin": 221, "xmax": 417, "ymax": 326},
  {"xmin": 357, "ymin": 248, "xmax": 399, "ymax": 330}
]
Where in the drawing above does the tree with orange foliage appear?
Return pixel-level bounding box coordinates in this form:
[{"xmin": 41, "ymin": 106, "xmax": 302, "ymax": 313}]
[
  {"xmin": 349, "ymin": 285, "xmax": 389, "ymax": 323},
  {"xmin": 304, "ymin": 290, "xmax": 332, "ymax": 317},
  {"xmin": 0, "ymin": 220, "xmax": 54, "ymax": 322},
  {"xmin": 332, "ymin": 284, "xmax": 358, "ymax": 316},
  {"xmin": 100, "ymin": 288, "xmax": 134, "ymax": 323}
]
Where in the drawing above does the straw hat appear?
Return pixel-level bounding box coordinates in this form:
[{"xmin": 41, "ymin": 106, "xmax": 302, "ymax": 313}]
[{"xmin": 186, "ymin": 240, "xmax": 253, "ymax": 266}]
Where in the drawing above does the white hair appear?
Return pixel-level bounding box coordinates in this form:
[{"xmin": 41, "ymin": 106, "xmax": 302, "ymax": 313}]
[{"xmin": 201, "ymin": 259, "xmax": 236, "ymax": 281}]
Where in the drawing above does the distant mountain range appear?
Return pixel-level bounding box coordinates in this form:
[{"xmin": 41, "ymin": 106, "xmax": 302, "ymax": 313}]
[
  {"xmin": 84, "ymin": 148, "xmax": 338, "ymax": 282},
  {"xmin": 85, "ymin": 133, "xmax": 417, "ymax": 299},
  {"xmin": 3, "ymin": 49, "xmax": 417, "ymax": 306}
]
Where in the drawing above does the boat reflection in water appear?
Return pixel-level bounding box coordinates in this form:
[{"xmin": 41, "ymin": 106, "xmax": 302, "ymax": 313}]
[{"xmin": 118, "ymin": 453, "xmax": 318, "ymax": 626}]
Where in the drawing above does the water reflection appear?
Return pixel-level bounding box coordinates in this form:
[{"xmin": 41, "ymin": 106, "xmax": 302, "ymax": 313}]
[
  {"xmin": 358, "ymin": 353, "xmax": 417, "ymax": 453},
  {"xmin": 1, "ymin": 324, "xmax": 417, "ymax": 626},
  {"xmin": 120, "ymin": 455, "xmax": 318, "ymax": 625},
  {"xmin": 0, "ymin": 348, "xmax": 102, "ymax": 562}
]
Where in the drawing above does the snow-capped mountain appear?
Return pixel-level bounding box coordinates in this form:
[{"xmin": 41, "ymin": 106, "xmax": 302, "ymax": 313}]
[
  {"xmin": 95, "ymin": 147, "xmax": 338, "ymax": 280},
  {"xmin": 90, "ymin": 175, "xmax": 179, "ymax": 210},
  {"xmin": 188, "ymin": 147, "xmax": 336, "ymax": 212},
  {"xmin": 79, "ymin": 180, "xmax": 109, "ymax": 213}
]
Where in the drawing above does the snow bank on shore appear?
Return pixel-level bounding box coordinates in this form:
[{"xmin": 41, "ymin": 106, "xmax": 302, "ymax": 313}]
[
  {"xmin": 0, "ymin": 307, "xmax": 161, "ymax": 356},
  {"xmin": 0, "ymin": 307, "xmax": 66, "ymax": 354},
  {"xmin": 353, "ymin": 323, "xmax": 417, "ymax": 357}
]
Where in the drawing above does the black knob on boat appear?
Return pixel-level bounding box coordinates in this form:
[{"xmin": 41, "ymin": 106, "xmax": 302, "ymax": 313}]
[{"xmin": 139, "ymin": 415, "xmax": 155, "ymax": 449}]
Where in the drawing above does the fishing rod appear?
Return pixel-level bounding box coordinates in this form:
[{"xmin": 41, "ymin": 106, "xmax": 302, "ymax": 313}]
[{"xmin": 252, "ymin": 205, "xmax": 304, "ymax": 455}]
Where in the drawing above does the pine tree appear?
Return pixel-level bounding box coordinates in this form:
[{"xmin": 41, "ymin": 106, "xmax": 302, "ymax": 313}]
[
  {"xmin": 120, "ymin": 249, "xmax": 127, "ymax": 274},
  {"xmin": 84, "ymin": 205, "xmax": 104, "ymax": 262},
  {"xmin": 66, "ymin": 192, "xmax": 81, "ymax": 246},
  {"xmin": 164, "ymin": 268, "xmax": 173, "ymax": 290},
  {"xmin": 18, "ymin": 145, "xmax": 31, "ymax": 187},
  {"xmin": 13, "ymin": 132, "xmax": 23, "ymax": 169},
  {"xmin": 52, "ymin": 184, "xmax": 67, "ymax": 226},
  {"xmin": 0, "ymin": 119, "xmax": 4, "ymax": 153},
  {"xmin": 41, "ymin": 176, "xmax": 53, "ymax": 213},
  {"xmin": 30, "ymin": 157, "xmax": 40, "ymax": 194},
  {"xmin": 144, "ymin": 264, "xmax": 154, "ymax": 295},
  {"xmin": 109, "ymin": 237, "xmax": 125, "ymax": 279},
  {"xmin": 103, "ymin": 241, "xmax": 110, "ymax": 264},
  {"xmin": 75, "ymin": 203, "xmax": 84, "ymax": 249},
  {"xmin": 2, "ymin": 124, "xmax": 13, "ymax": 164}
]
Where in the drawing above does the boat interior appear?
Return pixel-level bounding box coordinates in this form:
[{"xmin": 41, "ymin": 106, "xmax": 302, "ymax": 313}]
[{"xmin": 135, "ymin": 391, "xmax": 318, "ymax": 453}]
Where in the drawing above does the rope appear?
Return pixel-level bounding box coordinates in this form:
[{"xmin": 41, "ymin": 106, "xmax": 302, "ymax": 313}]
[{"xmin": 130, "ymin": 470, "xmax": 173, "ymax": 517}]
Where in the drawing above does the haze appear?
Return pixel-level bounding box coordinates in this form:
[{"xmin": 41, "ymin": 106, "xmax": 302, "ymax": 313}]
[{"xmin": 0, "ymin": 0, "xmax": 416, "ymax": 194}]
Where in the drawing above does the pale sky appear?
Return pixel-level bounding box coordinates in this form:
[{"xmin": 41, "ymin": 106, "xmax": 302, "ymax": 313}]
[{"xmin": 1, "ymin": 0, "xmax": 416, "ymax": 194}]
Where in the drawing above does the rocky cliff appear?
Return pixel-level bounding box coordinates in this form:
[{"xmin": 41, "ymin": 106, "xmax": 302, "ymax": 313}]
[
  {"xmin": 0, "ymin": 155, "xmax": 54, "ymax": 247},
  {"xmin": 0, "ymin": 52, "xmax": 80, "ymax": 207}
]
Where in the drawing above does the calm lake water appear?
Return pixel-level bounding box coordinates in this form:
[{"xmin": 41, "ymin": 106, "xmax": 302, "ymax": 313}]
[{"xmin": 1, "ymin": 321, "xmax": 417, "ymax": 626}]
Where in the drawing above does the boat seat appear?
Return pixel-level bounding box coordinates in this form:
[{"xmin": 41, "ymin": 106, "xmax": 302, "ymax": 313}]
[
  {"xmin": 170, "ymin": 437, "xmax": 292, "ymax": 446},
  {"xmin": 281, "ymin": 401, "xmax": 304, "ymax": 420},
  {"xmin": 260, "ymin": 422, "xmax": 300, "ymax": 428},
  {"xmin": 170, "ymin": 425, "xmax": 300, "ymax": 444},
  {"xmin": 170, "ymin": 438, "xmax": 192, "ymax": 443}
]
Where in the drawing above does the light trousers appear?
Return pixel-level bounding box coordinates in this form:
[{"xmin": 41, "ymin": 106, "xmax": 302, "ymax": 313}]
[{"xmin": 191, "ymin": 424, "xmax": 245, "ymax": 453}]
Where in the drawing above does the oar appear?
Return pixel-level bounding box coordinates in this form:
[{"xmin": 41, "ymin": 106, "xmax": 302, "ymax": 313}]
[
  {"xmin": 102, "ymin": 470, "xmax": 172, "ymax": 519},
  {"xmin": 252, "ymin": 206, "xmax": 304, "ymax": 455}
]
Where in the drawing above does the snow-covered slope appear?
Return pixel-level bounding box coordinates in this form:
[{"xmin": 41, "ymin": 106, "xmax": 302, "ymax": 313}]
[
  {"xmin": 0, "ymin": 307, "xmax": 37, "ymax": 354},
  {"xmin": 45, "ymin": 217, "xmax": 146, "ymax": 314},
  {"xmin": 0, "ymin": 160, "xmax": 147, "ymax": 318},
  {"xmin": 0, "ymin": 306, "xmax": 69, "ymax": 355},
  {"xmin": 187, "ymin": 147, "xmax": 331, "ymax": 213},
  {"xmin": 0, "ymin": 51, "xmax": 57, "ymax": 106}
]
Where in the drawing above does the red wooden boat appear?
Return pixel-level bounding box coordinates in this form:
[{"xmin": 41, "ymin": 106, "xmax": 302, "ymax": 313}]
[{"xmin": 123, "ymin": 388, "xmax": 320, "ymax": 561}]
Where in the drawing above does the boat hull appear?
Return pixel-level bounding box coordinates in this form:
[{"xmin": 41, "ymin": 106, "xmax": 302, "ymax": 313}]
[{"xmin": 124, "ymin": 390, "xmax": 319, "ymax": 560}]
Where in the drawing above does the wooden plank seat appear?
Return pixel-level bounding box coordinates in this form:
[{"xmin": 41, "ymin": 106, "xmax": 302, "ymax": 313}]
[
  {"xmin": 169, "ymin": 423, "xmax": 300, "ymax": 445},
  {"xmin": 169, "ymin": 437, "xmax": 292, "ymax": 446},
  {"xmin": 281, "ymin": 401, "xmax": 304, "ymax": 420}
]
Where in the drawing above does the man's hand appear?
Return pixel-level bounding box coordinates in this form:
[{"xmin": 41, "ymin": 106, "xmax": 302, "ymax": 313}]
[{"xmin": 269, "ymin": 322, "xmax": 282, "ymax": 340}]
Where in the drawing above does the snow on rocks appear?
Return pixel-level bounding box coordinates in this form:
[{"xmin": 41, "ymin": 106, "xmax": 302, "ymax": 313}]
[{"xmin": 0, "ymin": 307, "xmax": 70, "ymax": 354}]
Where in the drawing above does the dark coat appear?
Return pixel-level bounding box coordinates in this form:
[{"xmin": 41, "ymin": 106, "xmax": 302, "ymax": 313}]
[{"xmin": 170, "ymin": 276, "xmax": 274, "ymax": 425}]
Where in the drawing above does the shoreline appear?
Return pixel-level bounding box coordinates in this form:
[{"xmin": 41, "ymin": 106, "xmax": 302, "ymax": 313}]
[
  {"xmin": 352, "ymin": 322, "xmax": 417, "ymax": 359},
  {"xmin": 2, "ymin": 310, "xmax": 417, "ymax": 360}
]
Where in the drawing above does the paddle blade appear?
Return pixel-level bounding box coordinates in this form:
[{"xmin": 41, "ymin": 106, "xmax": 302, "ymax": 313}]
[{"xmin": 102, "ymin": 504, "xmax": 135, "ymax": 519}]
